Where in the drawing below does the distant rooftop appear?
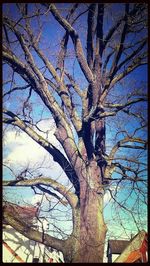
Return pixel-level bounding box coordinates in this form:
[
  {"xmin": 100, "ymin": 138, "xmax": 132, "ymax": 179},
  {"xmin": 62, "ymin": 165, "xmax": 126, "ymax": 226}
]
[
  {"xmin": 3, "ymin": 201, "xmax": 38, "ymax": 225},
  {"xmin": 114, "ymin": 230, "xmax": 147, "ymax": 263},
  {"xmin": 107, "ymin": 239, "xmax": 130, "ymax": 255}
]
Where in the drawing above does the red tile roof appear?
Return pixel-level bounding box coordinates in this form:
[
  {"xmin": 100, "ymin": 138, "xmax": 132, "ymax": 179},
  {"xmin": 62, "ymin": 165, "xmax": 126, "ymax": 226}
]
[{"xmin": 3, "ymin": 201, "xmax": 38, "ymax": 224}]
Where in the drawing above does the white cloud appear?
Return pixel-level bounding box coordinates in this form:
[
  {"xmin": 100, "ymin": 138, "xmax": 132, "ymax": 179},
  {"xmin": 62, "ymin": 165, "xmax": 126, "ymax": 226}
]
[
  {"xmin": 3, "ymin": 119, "xmax": 64, "ymax": 177},
  {"xmin": 34, "ymin": 119, "xmax": 60, "ymax": 147},
  {"xmin": 31, "ymin": 194, "xmax": 52, "ymax": 206},
  {"xmin": 4, "ymin": 131, "xmax": 50, "ymax": 168},
  {"xmin": 104, "ymin": 190, "xmax": 112, "ymax": 203},
  {"xmin": 104, "ymin": 185, "xmax": 121, "ymax": 204}
]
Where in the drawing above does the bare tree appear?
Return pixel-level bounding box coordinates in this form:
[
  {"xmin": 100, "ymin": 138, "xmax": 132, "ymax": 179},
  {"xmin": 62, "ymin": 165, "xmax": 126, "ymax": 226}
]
[{"xmin": 3, "ymin": 3, "xmax": 147, "ymax": 263}]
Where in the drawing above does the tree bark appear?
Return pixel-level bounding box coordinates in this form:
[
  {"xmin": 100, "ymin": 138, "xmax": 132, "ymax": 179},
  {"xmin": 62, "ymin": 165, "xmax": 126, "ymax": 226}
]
[
  {"xmin": 64, "ymin": 205, "xmax": 107, "ymax": 263},
  {"xmin": 63, "ymin": 161, "xmax": 107, "ymax": 263}
]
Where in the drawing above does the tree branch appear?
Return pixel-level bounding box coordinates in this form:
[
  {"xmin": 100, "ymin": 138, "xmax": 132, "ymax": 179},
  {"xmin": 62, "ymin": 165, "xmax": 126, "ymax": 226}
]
[
  {"xmin": 87, "ymin": 4, "xmax": 96, "ymax": 69},
  {"xmin": 3, "ymin": 177, "xmax": 78, "ymax": 208},
  {"xmin": 56, "ymin": 3, "xmax": 79, "ymax": 72},
  {"xmin": 3, "ymin": 47, "xmax": 66, "ymax": 123},
  {"xmin": 3, "ymin": 18, "xmax": 81, "ymax": 135},
  {"xmin": 108, "ymin": 137, "xmax": 147, "ymax": 161},
  {"xmin": 104, "ymin": 98, "xmax": 147, "ymax": 109},
  {"xmin": 96, "ymin": 3, "xmax": 104, "ymax": 58},
  {"xmin": 103, "ymin": 4, "xmax": 144, "ymax": 50},
  {"xmin": 110, "ymin": 56, "xmax": 147, "ymax": 87},
  {"xmin": 49, "ymin": 4, "xmax": 94, "ymax": 83},
  {"xmin": 104, "ymin": 136, "xmax": 147, "ymax": 180},
  {"xmin": 21, "ymin": 17, "xmax": 82, "ymax": 133},
  {"xmin": 3, "ymin": 84, "xmax": 31, "ymax": 97},
  {"xmin": 34, "ymin": 45, "xmax": 82, "ymax": 131},
  {"xmin": 116, "ymin": 39, "xmax": 147, "ymax": 72},
  {"xmin": 109, "ymin": 4, "xmax": 129, "ymax": 79},
  {"xmin": 100, "ymin": 53, "xmax": 147, "ymax": 102},
  {"xmin": 33, "ymin": 184, "xmax": 68, "ymax": 206},
  {"xmin": 65, "ymin": 71, "xmax": 83, "ymax": 97},
  {"xmin": 3, "ymin": 108, "xmax": 80, "ymax": 195},
  {"xmin": 3, "ymin": 45, "xmax": 82, "ymax": 174},
  {"xmin": 3, "ymin": 202, "xmax": 67, "ymax": 252}
]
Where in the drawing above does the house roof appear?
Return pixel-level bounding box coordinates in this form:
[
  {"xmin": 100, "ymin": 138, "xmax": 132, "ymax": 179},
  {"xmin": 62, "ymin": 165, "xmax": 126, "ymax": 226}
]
[
  {"xmin": 107, "ymin": 239, "xmax": 130, "ymax": 255},
  {"xmin": 114, "ymin": 230, "xmax": 148, "ymax": 263},
  {"xmin": 3, "ymin": 201, "xmax": 38, "ymax": 225}
]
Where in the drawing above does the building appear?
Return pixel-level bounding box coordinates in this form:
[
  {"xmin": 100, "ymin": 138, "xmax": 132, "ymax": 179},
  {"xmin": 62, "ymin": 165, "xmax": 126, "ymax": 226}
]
[
  {"xmin": 107, "ymin": 230, "xmax": 148, "ymax": 263},
  {"xmin": 3, "ymin": 202, "xmax": 64, "ymax": 263},
  {"xmin": 114, "ymin": 230, "xmax": 148, "ymax": 263},
  {"xmin": 107, "ymin": 239, "xmax": 130, "ymax": 263}
]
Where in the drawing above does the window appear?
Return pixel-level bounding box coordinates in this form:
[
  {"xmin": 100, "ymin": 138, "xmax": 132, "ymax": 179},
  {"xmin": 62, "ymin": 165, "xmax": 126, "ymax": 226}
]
[{"xmin": 33, "ymin": 258, "xmax": 39, "ymax": 263}]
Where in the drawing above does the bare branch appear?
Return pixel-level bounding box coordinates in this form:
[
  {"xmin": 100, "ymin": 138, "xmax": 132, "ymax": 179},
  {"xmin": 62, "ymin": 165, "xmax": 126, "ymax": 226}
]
[
  {"xmin": 57, "ymin": 3, "xmax": 79, "ymax": 71},
  {"xmin": 65, "ymin": 71, "xmax": 83, "ymax": 97},
  {"xmin": 104, "ymin": 136, "xmax": 147, "ymax": 180},
  {"xmin": 87, "ymin": 4, "xmax": 96, "ymax": 69},
  {"xmin": 96, "ymin": 3, "xmax": 104, "ymax": 57},
  {"xmin": 3, "ymin": 84, "xmax": 31, "ymax": 97},
  {"xmin": 108, "ymin": 137, "xmax": 147, "ymax": 162},
  {"xmin": 100, "ymin": 53, "xmax": 147, "ymax": 102},
  {"xmin": 116, "ymin": 39, "xmax": 147, "ymax": 72},
  {"xmin": 3, "ymin": 202, "xmax": 67, "ymax": 252},
  {"xmin": 35, "ymin": 184, "xmax": 68, "ymax": 206},
  {"xmin": 3, "ymin": 24, "xmax": 77, "ymax": 133},
  {"xmin": 22, "ymin": 22, "xmax": 82, "ymax": 132},
  {"xmin": 3, "ymin": 108, "xmax": 80, "ymax": 195},
  {"xmin": 3, "ymin": 177, "xmax": 78, "ymax": 208},
  {"xmin": 49, "ymin": 4, "xmax": 94, "ymax": 83},
  {"xmin": 103, "ymin": 3, "xmax": 145, "ymax": 50},
  {"xmin": 104, "ymin": 98, "xmax": 147, "ymax": 109},
  {"xmin": 109, "ymin": 4, "xmax": 129, "ymax": 79}
]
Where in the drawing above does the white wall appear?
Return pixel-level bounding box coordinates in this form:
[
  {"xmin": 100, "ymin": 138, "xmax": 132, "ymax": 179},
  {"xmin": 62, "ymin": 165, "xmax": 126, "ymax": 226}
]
[
  {"xmin": 112, "ymin": 254, "xmax": 120, "ymax": 262},
  {"xmin": 3, "ymin": 225, "xmax": 34, "ymax": 262},
  {"xmin": 3, "ymin": 225, "xmax": 64, "ymax": 263}
]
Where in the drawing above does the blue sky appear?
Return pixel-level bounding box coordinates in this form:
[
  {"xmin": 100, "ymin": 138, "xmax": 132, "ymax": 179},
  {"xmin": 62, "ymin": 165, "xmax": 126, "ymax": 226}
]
[{"xmin": 3, "ymin": 3, "xmax": 147, "ymax": 242}]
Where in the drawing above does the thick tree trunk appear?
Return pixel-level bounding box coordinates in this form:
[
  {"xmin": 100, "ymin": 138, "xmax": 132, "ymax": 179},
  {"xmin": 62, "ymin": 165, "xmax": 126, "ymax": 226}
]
[
  {"xmin": 64, "ymin": 161, "xmax": 107, "ymax": 263},
  {"xmin": 79, "ymin": 195, "xmax": 107, "ymax": 262}
]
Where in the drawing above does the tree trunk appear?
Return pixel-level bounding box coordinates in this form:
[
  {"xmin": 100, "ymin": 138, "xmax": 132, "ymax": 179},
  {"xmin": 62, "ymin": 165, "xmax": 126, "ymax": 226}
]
[{"xmin": 64, "ymin": 161, "xmax": 107, "ymax": 263}]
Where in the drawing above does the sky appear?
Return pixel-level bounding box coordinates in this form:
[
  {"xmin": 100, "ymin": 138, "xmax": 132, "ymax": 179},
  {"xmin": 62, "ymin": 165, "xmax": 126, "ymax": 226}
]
[{"xmin": 3, "ymin": 3, "xmax": 147, "ymax": 253}]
